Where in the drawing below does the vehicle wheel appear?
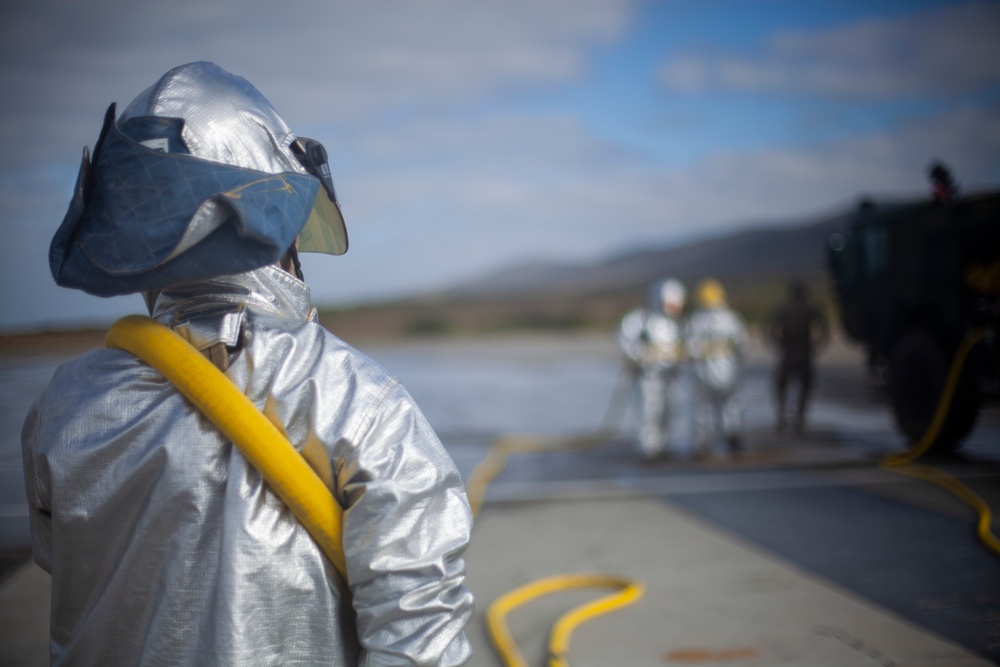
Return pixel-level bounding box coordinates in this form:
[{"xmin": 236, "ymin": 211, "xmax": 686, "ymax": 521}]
[{"xmin": 888, "ymin": 329, "xmax": 980, "ymax": 454}]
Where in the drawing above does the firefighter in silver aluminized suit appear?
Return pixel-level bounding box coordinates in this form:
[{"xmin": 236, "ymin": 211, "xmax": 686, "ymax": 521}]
[
  {"xmin": 23, "ymin": 62, "xmax": 473, "ymax": 666},
  {"xmin": 684, "ymin": 278, "xmax": 749, "ymax": 455},
  {"xmin": 617, "ymin": 278, "xmax": 687, "ymax": 460}
]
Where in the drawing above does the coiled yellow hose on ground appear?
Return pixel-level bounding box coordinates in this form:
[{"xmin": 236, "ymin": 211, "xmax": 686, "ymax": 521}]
[
  {"xmin": 468, "ymin": 430, "xmax": 645, "ymax": 667},
  {"xmin": 486, "ymin": 573, "xmax": 645, "ymax": 667},
  {"xmin": 106, "ymin": 315, "xmax": 347, "ymax": 578}
]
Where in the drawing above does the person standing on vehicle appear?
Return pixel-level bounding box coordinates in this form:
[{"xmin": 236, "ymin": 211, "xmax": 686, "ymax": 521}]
[
  {"xmin": 684, "ymin": 278, "xmax": 749, "ymax": 455},
  {"xmin": 23, "ymin": 62, "xmax": 474, "ymax": 666},
  {"xmin": 767, "ymin": 279, "xmax": 829, "ymax": 434},
  {"xmin": 617, "ymin": 278, "xmax": 687, "ymax": 460},
  {"xmin": 928, "ymin": 159, "xmax": 959, "ymax": 203}
]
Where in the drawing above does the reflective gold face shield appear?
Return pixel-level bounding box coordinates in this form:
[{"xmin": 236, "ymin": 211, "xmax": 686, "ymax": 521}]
[{"xmin": 291, "ymin": 137, "xmax": 349, "ymax": 255}]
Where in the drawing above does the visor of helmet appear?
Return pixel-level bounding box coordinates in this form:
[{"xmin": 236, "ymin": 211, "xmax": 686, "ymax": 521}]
[{"xmin": 291, "ymin": 137, "xmax": 348, "ymax": 255}]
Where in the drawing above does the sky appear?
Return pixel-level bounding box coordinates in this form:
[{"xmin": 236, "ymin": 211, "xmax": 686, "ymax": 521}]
[{"xmin": 1, "ymin": 0, "xmax": 998, "ymax": 332}]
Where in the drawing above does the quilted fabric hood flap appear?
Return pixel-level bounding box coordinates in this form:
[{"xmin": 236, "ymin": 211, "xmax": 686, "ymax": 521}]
[{"xmin": 49, "ymin": 109, "xmax": 317, "ymax": 297}]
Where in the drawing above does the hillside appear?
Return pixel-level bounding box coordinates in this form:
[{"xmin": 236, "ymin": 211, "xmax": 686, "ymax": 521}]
[
  {"xmin": 319, "ymin": 208, "xmax": 855, "ymax": 341},
  {"xmin": 445, "ymin": 210, "xmax": 850, "ymax": 300}
]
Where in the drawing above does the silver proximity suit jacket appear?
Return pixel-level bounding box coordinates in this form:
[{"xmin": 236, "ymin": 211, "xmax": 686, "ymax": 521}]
[
  {"xmin": 22, "ymin": 265, "xmax": 474, "ymax": 666},
  {"xmin": 684, "ymin": 306, "xmax": 748, "ymax": 393},
  {"xmin": 617, "ymin": 308, "xmax": 684, "ymax": 372}
]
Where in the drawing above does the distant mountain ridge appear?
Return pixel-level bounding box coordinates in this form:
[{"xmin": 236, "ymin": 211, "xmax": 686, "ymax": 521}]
[{"xmin": 442, "ymin": 209, "xmax": 852, "ymax": 301}]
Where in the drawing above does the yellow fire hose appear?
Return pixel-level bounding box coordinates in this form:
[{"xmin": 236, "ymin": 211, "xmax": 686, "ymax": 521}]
[
  {"xmin": 469, "ymin": 411, "xmax": 645, "ymax": 665},
  {"xmin": 106, "ymin": 315, "xmax": 347, "ymax": 578},
  {"xmin": 466, "ymin": 364, "xmax": 638, "ymax": 516},
  {"xmin": 878, "ymin": 326, "xmax": 1000, "ymax": 557},
  {"xmin": 466, "ymin": 433, "xmax": 606, "ymax": 517},
  {"xmin": 470, "ymin": 433, "xmax": 646, "ymax": 667},
  {"xmin": 486, "ymin": 573, "xmax": 645, "ymax": 667}
]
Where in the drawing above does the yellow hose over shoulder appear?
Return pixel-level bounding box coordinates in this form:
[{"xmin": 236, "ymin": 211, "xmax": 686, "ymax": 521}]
[{"xmin": 106, "ymin": 315, "xmax": 347, "ymax": 578}]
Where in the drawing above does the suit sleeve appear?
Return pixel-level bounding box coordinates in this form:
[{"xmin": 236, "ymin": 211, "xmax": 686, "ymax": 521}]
[{"xmin": 337, "ymin": 379, "xmax": 474, "ymax": 667}]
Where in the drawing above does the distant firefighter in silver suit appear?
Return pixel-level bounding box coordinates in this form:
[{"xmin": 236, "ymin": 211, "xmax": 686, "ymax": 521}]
[
  {"xmin": 23, "ymin": 62, "xmax": 473, "ymax": 666},
  {"xmin": 618, "ymin": 278, "xmax": 687, "ymax": 460}
]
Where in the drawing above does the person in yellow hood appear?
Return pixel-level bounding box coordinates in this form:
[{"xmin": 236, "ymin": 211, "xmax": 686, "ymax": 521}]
[{"xmin": 684, "ymin": 278, "xmax": 749, "ymax": 455}]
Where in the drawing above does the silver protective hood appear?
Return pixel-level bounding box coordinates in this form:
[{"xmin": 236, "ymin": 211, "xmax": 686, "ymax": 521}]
[
  {"xmin": 121, "ymin": 61, "xmax": 302, "ymax": 175},
  {"xmin": 49, "ymin": 62, "xmax": 347, "ymax": 297},
  {"xmin": 120, "ymin": 60, "xmax": 303, "ymax": 265},
  {"xmin": 119, "ymin": 61, "xmax": 348, "ymax": 258},
  {"xmin": 648, "ymin": 278, "xmax": 686, "ymax": 312}
]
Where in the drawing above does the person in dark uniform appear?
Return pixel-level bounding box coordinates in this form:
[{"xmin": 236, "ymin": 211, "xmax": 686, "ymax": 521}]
[{"xmin": 766, "ymin": 280, "xmax": 829, "ymax": 433}]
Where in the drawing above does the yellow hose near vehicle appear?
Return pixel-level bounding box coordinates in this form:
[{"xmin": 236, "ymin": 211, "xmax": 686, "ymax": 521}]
[
  {"xmin": 879, "ymin": 326, "xmax": 1000, "ymax": 558},
  {"xmin": 881, "ymin": 327, "xmax": 987, "ymax": 466},
  {"xmin": 106, "ymin": 315, "xmax": 347, "ymax": 578}
]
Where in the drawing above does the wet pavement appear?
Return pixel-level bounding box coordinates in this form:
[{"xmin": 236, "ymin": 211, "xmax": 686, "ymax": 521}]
[{"xmin": 2, "ymin": 333, "xmax": 998, "ymax": 665}]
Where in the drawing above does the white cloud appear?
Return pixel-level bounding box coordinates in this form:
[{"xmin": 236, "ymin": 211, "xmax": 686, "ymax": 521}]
[
  {"xmin": 659, "ymin": 1, "xmax": 1000, "ymax": 99},
  {"xmin": 0, "ymin": 0, "xmax": 635, "ymax": 328},
  {"xmin": 0, "ymin": 0, "xmax": 632, "ymax": 167}
]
